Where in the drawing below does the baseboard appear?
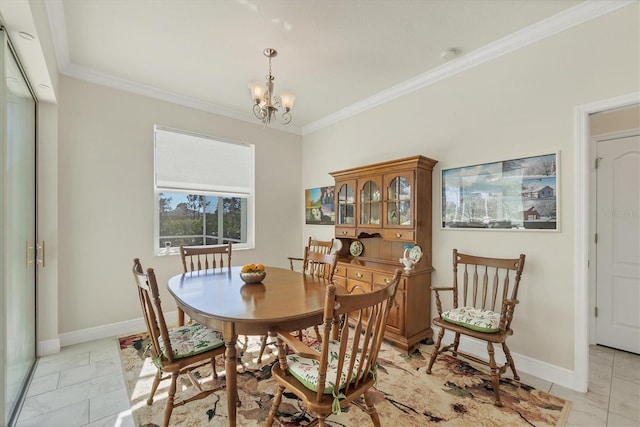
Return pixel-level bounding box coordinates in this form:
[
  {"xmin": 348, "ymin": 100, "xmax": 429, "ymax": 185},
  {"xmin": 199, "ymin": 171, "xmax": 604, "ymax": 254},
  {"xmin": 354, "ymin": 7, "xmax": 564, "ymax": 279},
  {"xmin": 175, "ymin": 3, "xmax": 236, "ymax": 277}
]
[
  {"xmin": 37, "ymin": 338, "xmax": 61, "ymax": 357},
  {"xmin": 52, "ymin": 311, "xmax": 178, "ymax": 349},
  {"xmin": 439, "ymin": 328, "xmax": 574, "ymax": 389}
]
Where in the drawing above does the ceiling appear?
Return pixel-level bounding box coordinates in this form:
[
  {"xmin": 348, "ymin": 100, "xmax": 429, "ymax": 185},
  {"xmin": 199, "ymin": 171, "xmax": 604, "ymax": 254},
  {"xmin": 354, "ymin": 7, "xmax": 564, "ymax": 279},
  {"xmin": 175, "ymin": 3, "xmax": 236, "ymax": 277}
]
[{"xmin": 5, "ymin": 0, "xmax": 630, "ymax": 135}]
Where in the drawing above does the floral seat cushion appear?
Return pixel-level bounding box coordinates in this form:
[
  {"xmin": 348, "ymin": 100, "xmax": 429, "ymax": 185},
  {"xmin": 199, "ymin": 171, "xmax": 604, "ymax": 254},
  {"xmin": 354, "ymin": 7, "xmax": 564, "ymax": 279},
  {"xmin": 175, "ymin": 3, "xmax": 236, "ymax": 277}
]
[
  {"xmin": 442, "ymin": 306, "xmax": 500, "ymax": 333},
  {"xmin": 159, "ymin": 322, "xmax": 224, "ymax": 359},
  {"xmin": 286, "ymin": 340, "xmax": 359, "ymax": 394}
]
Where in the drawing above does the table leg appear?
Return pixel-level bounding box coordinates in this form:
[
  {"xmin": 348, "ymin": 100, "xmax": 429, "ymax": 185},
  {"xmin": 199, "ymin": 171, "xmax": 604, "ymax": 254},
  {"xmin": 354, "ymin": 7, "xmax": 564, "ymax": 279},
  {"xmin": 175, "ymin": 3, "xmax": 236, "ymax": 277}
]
[{"xmin": 223, "ymin": 322, "xmax": 238, "ymax": 427}]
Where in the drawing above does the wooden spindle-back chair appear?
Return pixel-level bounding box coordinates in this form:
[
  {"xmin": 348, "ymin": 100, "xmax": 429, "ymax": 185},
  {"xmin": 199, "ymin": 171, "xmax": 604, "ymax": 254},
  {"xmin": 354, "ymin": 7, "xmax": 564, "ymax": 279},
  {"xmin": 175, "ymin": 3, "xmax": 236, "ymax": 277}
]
[
  {"xmin": 427, "ymin": 249, "xmax": 526, "ymax": 406},
  {"xmin": 131, "ymin": 258, "xmax": 226, "ymax": 427},
  {"xmin": 266, "ymin": 269, "xmax": 402, "ymax": 427},
  {"xmin": 288, "ymin": 237, "xmax": 334, "ymax": 271},
  {"xmin": 176, "ymin": 243, "xmax": 232, "ymax": 325}
]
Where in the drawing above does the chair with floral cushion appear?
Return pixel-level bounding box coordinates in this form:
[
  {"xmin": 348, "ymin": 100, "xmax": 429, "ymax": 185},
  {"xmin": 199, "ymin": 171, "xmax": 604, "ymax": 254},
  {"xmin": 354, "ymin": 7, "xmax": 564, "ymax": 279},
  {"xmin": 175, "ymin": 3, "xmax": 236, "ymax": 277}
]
[
  {"xmin": 426, "ymin": 249, "xmax": 526, "ymax": 406},
  {"xmin": 266, "ymin": 269, "xmax": 401, "ymax": 427},
  {"xmin": 132, "ymin": 258, "xmax": 227, "ymax": 427}
]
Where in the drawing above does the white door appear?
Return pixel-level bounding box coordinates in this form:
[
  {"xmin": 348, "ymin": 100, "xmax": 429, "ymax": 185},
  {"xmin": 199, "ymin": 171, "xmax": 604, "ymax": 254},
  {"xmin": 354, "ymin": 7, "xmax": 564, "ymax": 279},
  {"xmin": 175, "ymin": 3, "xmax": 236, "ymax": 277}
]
[{"xmin": 596, "ymin": 134, "xmax": 640, "ymax": 354}]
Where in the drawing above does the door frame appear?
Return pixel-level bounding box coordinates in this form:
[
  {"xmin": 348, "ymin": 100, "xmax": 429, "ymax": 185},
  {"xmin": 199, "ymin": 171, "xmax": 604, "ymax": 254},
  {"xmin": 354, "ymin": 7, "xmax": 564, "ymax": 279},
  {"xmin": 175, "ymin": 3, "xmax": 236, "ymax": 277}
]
[{"xmin": 574, "ymin": 92, "xmax": 639, "ymax": 392}]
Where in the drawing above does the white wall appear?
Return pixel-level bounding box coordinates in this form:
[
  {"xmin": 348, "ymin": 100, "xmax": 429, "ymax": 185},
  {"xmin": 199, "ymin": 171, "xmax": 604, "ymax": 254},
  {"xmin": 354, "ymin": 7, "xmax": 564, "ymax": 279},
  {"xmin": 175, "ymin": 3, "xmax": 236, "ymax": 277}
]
[
  {"xmin": 301, "ymin": 4, "xmax": 639, "ymax": 372},
  {"xmin": 57, "ymin": 76, "xmax": 303, "ymax": 334}
]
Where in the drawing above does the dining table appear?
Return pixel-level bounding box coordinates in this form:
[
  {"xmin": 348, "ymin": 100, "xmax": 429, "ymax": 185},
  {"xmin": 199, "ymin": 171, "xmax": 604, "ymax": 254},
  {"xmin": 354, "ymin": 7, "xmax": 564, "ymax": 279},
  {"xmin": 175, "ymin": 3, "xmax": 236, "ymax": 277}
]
[{"xmin": 166, "ymin": 265, "xmax": 337, "ymax": 427}]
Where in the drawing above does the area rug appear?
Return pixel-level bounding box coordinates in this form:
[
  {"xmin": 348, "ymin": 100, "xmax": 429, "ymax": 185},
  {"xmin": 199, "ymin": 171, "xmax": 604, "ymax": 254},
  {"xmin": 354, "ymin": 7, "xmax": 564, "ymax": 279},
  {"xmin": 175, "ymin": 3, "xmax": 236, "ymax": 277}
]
[{"xmin": 118, "ymin": 332, "xmax": 571, "ymax": 426}]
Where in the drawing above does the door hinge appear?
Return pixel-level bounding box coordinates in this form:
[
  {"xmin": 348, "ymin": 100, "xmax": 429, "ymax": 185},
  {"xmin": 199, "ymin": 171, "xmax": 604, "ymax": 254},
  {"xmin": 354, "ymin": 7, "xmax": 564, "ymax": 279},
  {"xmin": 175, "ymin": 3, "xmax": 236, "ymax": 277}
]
[
  {"xmin": 595, "ymin": 306, "xmax": 598, "ymax": 318},
  {"xmin": 595, "ymin": 233, "xmax": 598, "ymax": 244},
  {"xmin": 595, "ymin": 157, "xmax": 602, "ymax": 169}
]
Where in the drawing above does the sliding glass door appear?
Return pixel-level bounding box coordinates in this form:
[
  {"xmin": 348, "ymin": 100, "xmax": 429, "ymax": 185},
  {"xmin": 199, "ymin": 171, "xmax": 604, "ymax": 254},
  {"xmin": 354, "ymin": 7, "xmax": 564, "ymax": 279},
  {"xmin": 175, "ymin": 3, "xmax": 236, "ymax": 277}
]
[{"xmin": 0, "ymin": 28, "xmax": 37, "ymax": 426}]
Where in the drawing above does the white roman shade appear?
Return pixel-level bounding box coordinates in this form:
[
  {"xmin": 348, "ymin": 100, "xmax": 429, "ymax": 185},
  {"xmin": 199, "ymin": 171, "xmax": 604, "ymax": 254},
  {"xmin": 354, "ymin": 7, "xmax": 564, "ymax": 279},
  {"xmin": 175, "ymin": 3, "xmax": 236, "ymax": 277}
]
[{"xmin": 154, "ymin": 127, "xmax": 254, "ymax": 195}]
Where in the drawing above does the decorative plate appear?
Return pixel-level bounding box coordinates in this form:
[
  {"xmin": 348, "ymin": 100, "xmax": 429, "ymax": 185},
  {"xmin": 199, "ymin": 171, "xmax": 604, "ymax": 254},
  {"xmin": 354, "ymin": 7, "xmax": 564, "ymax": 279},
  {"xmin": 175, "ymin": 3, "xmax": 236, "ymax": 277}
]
[
  {"xmin": 349, "ymin": 240, "xmax": 364, "ymax": 257},
  {"xmin": 408, "ymin": 245, "xmax": 423, "ymax": 262}
]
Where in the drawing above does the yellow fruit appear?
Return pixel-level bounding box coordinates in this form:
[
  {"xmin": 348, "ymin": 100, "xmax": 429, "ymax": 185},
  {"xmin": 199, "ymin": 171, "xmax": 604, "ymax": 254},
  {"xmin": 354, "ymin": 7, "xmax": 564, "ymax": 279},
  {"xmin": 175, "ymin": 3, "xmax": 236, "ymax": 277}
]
[
  {"xmin": 241, "ymin": 264, "xmax": 256, "ymax": 273},
  {"xmin": 256, "ymin": 263, "xmax": 265, "ymax": 272}
]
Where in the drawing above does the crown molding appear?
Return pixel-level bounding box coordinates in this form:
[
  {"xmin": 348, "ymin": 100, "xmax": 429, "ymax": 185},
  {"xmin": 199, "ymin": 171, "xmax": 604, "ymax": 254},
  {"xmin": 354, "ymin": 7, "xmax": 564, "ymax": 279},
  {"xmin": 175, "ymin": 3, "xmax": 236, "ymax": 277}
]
[
  {"xmin": 45, "ymin": 0, "xmax": 633, "ymax": 137},
  {"xmin": 301, "ymin": 0, "xmax": 635, "ymax": 135}
]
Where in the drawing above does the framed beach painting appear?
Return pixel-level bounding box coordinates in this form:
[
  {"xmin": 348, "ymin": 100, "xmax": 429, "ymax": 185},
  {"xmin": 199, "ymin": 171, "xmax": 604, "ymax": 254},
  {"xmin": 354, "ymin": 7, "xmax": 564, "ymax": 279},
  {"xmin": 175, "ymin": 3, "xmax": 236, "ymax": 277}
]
[
  {"xmin": 442, "ymin": 153, "xmax": 558, "ymax": 231},
  {"xmin": 305, "ymin": 186, "xmax": 335, "ymax": 225}
]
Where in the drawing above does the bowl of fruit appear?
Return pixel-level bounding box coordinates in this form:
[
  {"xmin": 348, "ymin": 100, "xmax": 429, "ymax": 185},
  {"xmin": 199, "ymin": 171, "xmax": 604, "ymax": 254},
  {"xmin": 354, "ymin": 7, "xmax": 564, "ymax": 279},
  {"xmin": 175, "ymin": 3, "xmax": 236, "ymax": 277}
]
[{"xmin": 240, "ymin": 263, "xmax": 266, "ymax": 284}]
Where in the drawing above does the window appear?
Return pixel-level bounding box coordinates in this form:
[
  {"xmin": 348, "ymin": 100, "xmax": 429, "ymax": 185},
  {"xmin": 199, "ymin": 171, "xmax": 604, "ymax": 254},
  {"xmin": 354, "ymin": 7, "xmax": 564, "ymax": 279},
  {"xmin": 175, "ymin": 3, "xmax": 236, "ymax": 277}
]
[{"xmin": 154, "ymin": 126, "xmax": 254, "ymax": 254}]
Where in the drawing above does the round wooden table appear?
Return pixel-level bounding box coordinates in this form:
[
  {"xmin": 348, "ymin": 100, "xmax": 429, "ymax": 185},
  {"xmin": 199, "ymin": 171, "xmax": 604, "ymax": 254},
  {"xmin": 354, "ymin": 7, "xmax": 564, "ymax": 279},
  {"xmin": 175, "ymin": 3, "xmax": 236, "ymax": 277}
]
[{"xmin": 167, "ymin": 265, "xmax": 334, "ymax": 427}]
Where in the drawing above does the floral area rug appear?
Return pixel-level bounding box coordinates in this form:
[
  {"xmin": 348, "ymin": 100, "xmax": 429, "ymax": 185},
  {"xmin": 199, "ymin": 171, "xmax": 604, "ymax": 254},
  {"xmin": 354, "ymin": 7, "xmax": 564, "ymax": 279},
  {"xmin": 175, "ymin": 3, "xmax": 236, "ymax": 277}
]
[{"xmin": 118, "ymin": 332, "xmax": 571, "ymax": 426}]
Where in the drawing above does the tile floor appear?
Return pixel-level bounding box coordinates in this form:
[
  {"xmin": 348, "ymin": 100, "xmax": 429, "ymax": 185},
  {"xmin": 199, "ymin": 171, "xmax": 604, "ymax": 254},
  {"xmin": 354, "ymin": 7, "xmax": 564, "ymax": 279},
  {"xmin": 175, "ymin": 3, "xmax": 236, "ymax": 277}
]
[{"xmin": 14, "ymin": 338, "xmax": 640, "ymax": 426}]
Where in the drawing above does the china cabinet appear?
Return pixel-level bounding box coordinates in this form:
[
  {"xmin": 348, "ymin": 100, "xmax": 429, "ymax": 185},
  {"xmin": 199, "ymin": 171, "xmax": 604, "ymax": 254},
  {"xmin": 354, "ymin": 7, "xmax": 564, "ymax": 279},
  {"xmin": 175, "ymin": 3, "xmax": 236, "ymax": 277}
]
[{"xmin": 330, "ymin": 155, "xmax": 438, "ymax": 353}]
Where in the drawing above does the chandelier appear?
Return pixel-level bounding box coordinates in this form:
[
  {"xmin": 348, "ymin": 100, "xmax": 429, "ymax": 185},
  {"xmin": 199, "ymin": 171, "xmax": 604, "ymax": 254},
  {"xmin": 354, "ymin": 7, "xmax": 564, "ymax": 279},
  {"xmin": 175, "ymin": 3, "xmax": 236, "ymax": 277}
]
[{"xmin": 248, "ymin": 48, "xmax": 295, "ymax": 127}]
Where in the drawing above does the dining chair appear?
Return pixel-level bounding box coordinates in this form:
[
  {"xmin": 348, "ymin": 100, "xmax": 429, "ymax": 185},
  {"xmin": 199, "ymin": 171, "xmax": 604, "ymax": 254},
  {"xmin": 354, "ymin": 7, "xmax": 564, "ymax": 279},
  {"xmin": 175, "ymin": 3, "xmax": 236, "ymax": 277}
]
[
  {"xmin": 288, "ymin": 237, "xmax": 334, "ymax": 271},
  {"xmin": 426, "ymin": 249, "xmax": 526, "ymax": 406},
  {"xmin": 266, "ymin": 269, "xmax": 402, "ymax": 427},
  {"xmin": 131, "ymin": 258, "xmax": 227, "ymax": 427},
  {"xmin": 257, "ymin": 249, "xmax": 339, "ymax": 363},
  {"xmin": 177, "ymin": 242, "xmax": 232, "ymax": 326}
]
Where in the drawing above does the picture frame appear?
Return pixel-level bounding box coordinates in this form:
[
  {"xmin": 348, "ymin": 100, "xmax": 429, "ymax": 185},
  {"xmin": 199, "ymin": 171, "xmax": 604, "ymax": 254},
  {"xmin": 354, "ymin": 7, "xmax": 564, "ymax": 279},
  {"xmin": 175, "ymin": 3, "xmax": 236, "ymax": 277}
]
[
  {"xmin": 305, "ymin": 186, "xmax": 335, "ymax": 225},
  {"xmin": 441, "ymin": 153, "xmax": 558, "ymax": 231}
]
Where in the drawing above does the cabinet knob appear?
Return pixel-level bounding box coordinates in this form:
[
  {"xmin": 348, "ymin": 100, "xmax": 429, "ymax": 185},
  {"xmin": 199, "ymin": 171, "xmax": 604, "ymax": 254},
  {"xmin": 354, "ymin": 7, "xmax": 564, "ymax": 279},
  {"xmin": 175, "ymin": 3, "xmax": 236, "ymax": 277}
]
[
  {"xmin": 395, "ymin": 232, "xmax": 402, "ymax": 238},
  {"xmin": 384, "ymin": 278, "xmax": 391, "ymax": 284},
  {"xmin": 342, "ymin": 230, "xmax": 348, "ymax": 235},
  {"xmin": 356, "ymin": 272, "xmax": 363, "ymax": 279}
]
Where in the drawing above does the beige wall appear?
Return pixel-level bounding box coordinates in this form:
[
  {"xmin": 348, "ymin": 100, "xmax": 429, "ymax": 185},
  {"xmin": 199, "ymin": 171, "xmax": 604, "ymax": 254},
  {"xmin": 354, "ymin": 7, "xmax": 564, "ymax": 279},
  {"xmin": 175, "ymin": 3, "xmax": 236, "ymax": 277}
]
[
  {"xmin": 57, "ymin": 76, "xmax": 303, "ymax": 333},
  {"xmin": 301, "ymin": 4, "xmax": 639, "ymax": 371}
]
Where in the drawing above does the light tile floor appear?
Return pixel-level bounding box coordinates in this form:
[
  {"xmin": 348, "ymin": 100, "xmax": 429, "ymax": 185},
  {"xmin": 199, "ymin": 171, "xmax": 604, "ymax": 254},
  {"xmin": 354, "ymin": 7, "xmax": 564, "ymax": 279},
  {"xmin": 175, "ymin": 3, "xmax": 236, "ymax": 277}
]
[{"xmin": 15, "ymin": 338, "xmax": 640, "ymax": 426}]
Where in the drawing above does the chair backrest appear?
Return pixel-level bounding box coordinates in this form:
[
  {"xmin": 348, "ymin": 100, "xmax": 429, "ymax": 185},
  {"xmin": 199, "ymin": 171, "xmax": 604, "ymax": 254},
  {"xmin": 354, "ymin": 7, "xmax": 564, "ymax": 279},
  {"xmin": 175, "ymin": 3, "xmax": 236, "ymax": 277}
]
[
  {"xmin": 316, "ymin": 269, "xmax": 401, "ymax": 401},
  {"xmin": 302, "ymin": 247, "xmax": 338, "ymax": 279},
  {"xmin": 131, "ymin": 258, "xmax": 175, "ymax": 364},
  {"xmin": 451, "ymin": 249, "xmax": 526, "ymax": 316},
  {"xmin": 179, "ymin": 242, "xmax": 232, "ymax": 273},
  {"xmin": 308, "ymin": 237, "xmax": 334, "ymax": 255}
]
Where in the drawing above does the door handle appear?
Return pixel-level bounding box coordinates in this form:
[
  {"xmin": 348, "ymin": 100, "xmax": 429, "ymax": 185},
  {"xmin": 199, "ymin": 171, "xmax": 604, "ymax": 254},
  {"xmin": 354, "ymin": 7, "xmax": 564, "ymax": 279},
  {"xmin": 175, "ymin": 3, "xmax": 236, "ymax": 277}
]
[
  {"xmin": 25, "ymin": 241, "xmax": 45, "ymax": 268},
  {"xmin": 37, "ymin": 241, "xmax": 45, "ymax": 268}
]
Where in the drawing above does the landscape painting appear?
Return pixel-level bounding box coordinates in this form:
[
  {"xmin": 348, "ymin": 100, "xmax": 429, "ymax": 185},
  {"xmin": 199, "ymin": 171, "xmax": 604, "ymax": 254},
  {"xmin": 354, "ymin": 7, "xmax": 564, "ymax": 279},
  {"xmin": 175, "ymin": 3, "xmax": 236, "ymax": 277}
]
[{"xmin": 442, "ymin": 153, "xmax": 558, "ymax": 230}]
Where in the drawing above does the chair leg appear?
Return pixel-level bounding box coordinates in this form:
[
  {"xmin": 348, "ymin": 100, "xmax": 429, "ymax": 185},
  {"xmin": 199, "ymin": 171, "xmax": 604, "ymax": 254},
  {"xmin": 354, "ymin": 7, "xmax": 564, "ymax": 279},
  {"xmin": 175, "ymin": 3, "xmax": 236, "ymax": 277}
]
[
  {"xmin": 266, "ymin": 385, "xmax": 285, "ymax": 426},
  {"xmin": 257, "ymin": 336, "xmax": 268, "ymax": 363},
  {"xmin": 364, "ymin": 391, "xmax": 382, "ymax": 427},
  {"xmin": 502, "ymin": 342, "xmax": 520, "ymax": 380},
  {"xmin": 317, "ymin": 413, "xmax": 327, "ymax": 427},
  {"xmin": 452, "ymin": 332, "xmax": 461, "ymax": 357},
  {"xmin": 211, "ymin": 356, "xmax": 218, "ymax": 379},
  {"xmin": 163, "ymin": 373, "xmax": 178, "ymax": 427},
  {"xmin": 313, "ymin": 325, "xmax": 322, "ymax": 343},
  {"xmin": 487, "ymin": 341, "xmax": 502, "ymax": 406},
  {"xmin": 426, "ymin": 327, "xmax": 445, "ymax": 374},
  {"xmin": 147, "ymin": 372, "xmax": 162, "ymax": 405}
]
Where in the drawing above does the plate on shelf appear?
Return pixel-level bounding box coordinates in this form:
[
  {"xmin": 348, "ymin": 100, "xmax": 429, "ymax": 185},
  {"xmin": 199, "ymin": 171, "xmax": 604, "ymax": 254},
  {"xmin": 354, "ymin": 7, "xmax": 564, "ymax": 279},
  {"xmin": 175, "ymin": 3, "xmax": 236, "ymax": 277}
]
[
  {"xmin": 408, "ymin": 245, "xmax": 422, "ymax": 262},
  {"xmin": 350, "ymin": 240, "xmax": 363, "ymax": 257}
]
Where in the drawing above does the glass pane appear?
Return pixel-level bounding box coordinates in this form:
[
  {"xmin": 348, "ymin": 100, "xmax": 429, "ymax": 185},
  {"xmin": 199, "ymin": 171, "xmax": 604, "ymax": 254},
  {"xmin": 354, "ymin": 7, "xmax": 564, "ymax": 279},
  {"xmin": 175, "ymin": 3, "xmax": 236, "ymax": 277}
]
[
  {"xmin": 388, "ymin": 178, "xmax": 399, "ymax": 200},
  {"xmin": 361, "ymin": 203, "xmax": 371, "ymax": 224},
  {"xmin": 158, "ymin": 192, "xmax": 246, "ymax": 249},
  {"xmin": 398, "ymin": 177, "xmax": 411, "ymax": 200},
  {"xmin": 2, "ymin": 32, "xmax": 37, "ymax": 424},
  {"xmin": 371, "ymin": 203, "xmax": 381, "ymax": 225},
  {"xmin": 399, "ymin": 201, "xmax": 411, "ymax": 225},
  {"xmin": 388, "ymin": 203, "xmax": 399, "ymax": 225}
]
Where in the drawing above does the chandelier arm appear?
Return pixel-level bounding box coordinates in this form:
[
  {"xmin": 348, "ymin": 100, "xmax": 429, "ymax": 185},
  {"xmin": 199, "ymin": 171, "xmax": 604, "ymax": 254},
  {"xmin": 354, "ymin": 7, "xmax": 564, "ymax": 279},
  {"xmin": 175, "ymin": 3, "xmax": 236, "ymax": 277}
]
[
  {"xmin": 252, "ymin": 103, "xmax": 268, "ymax": 120},
  {"xmin": 274, "ymin": 110, "xmax": 292, "ymax": 125}
]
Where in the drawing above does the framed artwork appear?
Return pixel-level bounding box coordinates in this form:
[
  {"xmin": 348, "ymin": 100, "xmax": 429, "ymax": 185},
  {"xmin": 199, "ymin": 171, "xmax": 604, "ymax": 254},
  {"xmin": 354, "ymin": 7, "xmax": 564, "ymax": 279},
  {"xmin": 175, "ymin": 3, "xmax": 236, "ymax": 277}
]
[
  {"xmin": 442, "ymin": 153, "xmax": 558, "ymax": 230},
  {"xmin": 305, "ymin": 186, "xmax": 335, "ymax": 225}
]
